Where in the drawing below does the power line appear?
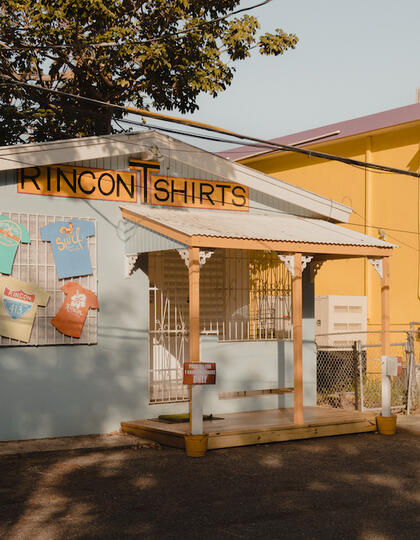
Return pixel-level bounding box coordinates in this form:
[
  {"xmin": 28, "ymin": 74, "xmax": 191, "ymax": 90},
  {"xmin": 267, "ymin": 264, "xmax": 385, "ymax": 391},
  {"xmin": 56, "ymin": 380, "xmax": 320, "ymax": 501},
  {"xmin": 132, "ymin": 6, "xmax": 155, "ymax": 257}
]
[
  {"xmin": 1, "ymin": 115, "xmax": 417, "ymax": 243},
  {"xmin": 117, "ymin": 117, "xmax": 275, "ymax": 149},
  {"xmin": 0, "ymin": 1, "xmax": 273, "ymax": 51},
  {"xmin": 0, "ymin": 123, "xmax": 416, "ymax": 244},
  {"xmin": 2, "ymin": 75, "xmax": 419, "ymax": 181},
  {"xmin": 351, "ymin": 209, "xmax": 420, "ymax": 252},
  {"xmin": 350, "ymin": 221, "xmax": 420, "ymax": 237}
]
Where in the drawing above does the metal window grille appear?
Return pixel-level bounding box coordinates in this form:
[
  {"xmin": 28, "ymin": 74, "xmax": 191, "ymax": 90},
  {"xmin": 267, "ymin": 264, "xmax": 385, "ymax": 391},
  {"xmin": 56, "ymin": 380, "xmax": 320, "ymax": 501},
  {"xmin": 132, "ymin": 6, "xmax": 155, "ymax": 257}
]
[
  {"xmin": 147, "ymin": 249, "xmax": 291, "ymax": 403},
  {"xmin": 201, "ymin": 249, "xmax": 292, "ymax": 341},
  {"xmin": 0, "ymin": 211, "xmax": 97, "ymax": 346},
  {"xmin": 148, "ymin": 250, "xmax": 189, "ymax": 403}
]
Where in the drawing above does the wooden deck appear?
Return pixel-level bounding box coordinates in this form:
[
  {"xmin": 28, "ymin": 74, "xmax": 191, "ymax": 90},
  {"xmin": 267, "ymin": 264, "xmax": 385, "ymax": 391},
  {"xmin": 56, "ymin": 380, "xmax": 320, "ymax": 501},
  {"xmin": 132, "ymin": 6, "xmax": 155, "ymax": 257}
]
[{"xmin": 121, "ymin": 407, "xmax": 377, "ymax": 450}]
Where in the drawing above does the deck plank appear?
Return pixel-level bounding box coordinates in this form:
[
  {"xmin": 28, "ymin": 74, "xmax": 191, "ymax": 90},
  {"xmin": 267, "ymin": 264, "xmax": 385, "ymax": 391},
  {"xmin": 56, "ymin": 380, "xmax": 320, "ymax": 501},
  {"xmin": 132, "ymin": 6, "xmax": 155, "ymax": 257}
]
[{"xmin": 121, "ymin": 407, "xmax": 376, "ymax": 450}]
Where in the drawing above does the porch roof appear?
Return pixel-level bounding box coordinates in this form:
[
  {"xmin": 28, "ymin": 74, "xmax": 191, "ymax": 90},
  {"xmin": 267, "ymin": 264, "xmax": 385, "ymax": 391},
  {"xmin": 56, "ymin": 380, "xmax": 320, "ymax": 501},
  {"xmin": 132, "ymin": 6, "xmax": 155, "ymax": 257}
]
[{"xmin": 121, "ymin": 206, "xmax": 394, "ymax": 257}]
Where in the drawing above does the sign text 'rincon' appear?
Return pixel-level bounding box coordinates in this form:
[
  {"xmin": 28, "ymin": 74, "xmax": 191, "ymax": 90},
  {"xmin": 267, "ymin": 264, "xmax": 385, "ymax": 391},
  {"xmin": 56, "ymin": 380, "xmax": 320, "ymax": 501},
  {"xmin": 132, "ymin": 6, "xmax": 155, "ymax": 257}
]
[{"xmin": 18, "ymin": 165, "xmax": 137, "ymax": 203}]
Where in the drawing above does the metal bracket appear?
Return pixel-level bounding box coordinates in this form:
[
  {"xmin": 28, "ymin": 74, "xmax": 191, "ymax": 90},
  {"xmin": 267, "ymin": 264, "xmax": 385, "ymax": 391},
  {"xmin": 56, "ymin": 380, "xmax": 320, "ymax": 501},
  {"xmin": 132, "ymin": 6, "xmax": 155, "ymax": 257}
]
[
  {"xmin": 368, "ymin": 257, "xmax": 383, "ymax": 278},
  {"xmin": 301, "ymin": 255, "xmax": 314, "ymax": 272},
  {"xmin": 125, "ymin": 254, "xmax": 141, "ymax": 278},
  {"xmin": 309, "ymin": 259, "xmax": 325, "ymax": 283},
  {"xmin": 278, "ymin": 254, "xmax": 295, "ymax": 276},
  {"xmin": 177, "ymin": 249, "xmax": 214, "ymax": 268}
]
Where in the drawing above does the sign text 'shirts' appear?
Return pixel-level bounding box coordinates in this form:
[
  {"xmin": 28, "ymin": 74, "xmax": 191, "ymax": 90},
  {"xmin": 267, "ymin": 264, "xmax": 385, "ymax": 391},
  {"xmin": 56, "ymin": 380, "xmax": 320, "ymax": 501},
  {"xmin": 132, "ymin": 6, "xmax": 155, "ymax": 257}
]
[
  {"xmin": 144, "ymin": 172, "xmax": 249, "ymax": 211},
  {"xmin": 18, "ymin": 165, "xmax": 137, "ymax": 203}
]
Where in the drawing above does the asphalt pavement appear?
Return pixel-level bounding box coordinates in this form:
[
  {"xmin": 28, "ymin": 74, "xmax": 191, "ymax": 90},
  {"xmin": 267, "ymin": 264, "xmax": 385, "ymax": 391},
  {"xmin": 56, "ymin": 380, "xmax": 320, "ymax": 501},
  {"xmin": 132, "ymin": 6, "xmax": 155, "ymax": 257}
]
[{"xmin": 0, "ymin": 415, "xmax": 419, "ymax": 539}]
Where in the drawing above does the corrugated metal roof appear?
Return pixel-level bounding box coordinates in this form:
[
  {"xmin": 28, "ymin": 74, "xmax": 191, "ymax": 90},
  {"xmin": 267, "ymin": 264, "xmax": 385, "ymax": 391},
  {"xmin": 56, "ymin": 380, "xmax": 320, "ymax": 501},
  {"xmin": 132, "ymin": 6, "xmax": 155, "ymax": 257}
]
[
  {"xmin": 122, "ymin": 206, "xmax": 394, "ymax": 248},
  {"xmin": 0, "ymin": 130, "xmax": 352, "ymax": 223}
]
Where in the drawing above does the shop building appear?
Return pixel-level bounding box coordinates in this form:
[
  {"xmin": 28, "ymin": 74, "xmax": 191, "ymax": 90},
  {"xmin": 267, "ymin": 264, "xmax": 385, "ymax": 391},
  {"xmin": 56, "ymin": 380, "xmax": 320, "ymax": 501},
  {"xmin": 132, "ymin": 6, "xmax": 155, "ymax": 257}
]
[{"xmin": 0, "ymin": 131, "xmax": 393, "ymax": 444}]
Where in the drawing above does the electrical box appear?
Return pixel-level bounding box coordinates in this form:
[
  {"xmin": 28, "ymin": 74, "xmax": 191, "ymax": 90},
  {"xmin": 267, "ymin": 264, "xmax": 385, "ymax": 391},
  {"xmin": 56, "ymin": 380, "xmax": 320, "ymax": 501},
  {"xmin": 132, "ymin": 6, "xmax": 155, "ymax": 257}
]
[
  {"xmin": 315, "ymin": 295, "xmax": 367, "ymax": 348},
  {"xmin": 382, "ymin": 356, "xmax": 399, "ymax": 377}
]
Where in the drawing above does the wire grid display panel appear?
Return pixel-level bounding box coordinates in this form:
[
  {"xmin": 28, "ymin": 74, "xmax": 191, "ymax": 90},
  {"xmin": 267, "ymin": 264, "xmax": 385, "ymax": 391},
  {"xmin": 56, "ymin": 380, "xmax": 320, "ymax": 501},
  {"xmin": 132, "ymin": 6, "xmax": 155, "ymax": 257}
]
[{"xmin": 0, "ymin": 212, "xmax": 97, "ymax": 346}]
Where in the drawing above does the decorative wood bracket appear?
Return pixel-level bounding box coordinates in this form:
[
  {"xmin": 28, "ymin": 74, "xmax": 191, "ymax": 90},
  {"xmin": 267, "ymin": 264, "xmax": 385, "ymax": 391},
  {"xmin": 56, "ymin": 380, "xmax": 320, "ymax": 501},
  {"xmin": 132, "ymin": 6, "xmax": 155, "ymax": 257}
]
[
  {"xmin": 125, "ymin": 254, "xmax": 141, "ymax": 278},
  {"xmin": 301, "ymin": 255, "xmax": 314, "ymax": 272},
  {"xmin": 278, "ymin": 254, "xmax": 295, "ymax": 276},
  {"xmin": 309, "ymin": 259, "xmax": 325, "ymax": 283},
  {"xmin": 368, "ymin": 257, "xmax": 383, "ymax": 278},
  {"xmin": 177, "ymin": 248, "xmax": 189, "ymax": 267},
  {"xmin": 199, "ymin": 250, "xmax": 214, "ymax": 267},
  {"xmin": 177, "ymin": 249, "xmax": 214, "ymax": 268}
]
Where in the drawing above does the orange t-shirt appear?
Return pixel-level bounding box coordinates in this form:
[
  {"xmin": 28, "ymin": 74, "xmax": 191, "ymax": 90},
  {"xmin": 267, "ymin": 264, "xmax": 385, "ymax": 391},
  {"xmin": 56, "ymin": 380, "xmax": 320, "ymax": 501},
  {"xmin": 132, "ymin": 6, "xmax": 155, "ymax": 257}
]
[{"xmin": 51, "ymin": 282, "xmax": 98, "ymax": 338}]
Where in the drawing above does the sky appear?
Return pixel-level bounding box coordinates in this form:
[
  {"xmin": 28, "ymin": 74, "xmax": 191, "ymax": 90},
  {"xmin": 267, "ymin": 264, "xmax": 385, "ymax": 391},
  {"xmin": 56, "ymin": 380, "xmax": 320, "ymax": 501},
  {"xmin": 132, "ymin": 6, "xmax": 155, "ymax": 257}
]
[{"xmin": 137, "ymin": 0, "xmax": 420, "ymax": 152}]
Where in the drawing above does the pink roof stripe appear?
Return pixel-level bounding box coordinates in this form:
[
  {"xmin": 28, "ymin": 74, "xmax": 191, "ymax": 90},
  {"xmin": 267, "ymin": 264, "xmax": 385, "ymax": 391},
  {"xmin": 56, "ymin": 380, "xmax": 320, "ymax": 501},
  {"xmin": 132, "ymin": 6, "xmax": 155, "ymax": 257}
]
[{"xmin": 218, "ymin": 103, "xmax": 420, "ymax": 161}]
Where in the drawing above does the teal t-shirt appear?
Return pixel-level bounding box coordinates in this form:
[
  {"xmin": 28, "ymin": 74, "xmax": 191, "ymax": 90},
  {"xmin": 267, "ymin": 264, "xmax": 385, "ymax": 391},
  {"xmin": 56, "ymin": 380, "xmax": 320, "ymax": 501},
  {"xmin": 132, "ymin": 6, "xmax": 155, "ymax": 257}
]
[{"xmin": 0, "ymin": 216, "xmax": 30, "ymax": 274}]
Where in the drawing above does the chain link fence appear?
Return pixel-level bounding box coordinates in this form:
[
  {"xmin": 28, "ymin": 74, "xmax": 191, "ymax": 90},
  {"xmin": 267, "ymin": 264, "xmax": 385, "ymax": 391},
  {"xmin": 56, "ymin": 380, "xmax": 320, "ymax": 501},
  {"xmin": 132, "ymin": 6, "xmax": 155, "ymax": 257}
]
[
  {"xmin": 316, "ymin": 346, "xmax": 362, "ymax": 410},
  {"xmin": 316, "ymin": 329, "xmax": 419, "ymax": 414}
]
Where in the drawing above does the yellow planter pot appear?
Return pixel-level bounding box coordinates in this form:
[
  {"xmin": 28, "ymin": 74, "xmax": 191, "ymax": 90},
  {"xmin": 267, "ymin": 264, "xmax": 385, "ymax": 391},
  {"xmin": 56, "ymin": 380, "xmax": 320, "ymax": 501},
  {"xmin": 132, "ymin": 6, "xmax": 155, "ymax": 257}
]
[
  {"xmin": 184, "ymin": 434, "xmax": 208, "ymax": 457},
  {"xmin": 376, "ymin": 415, "xmax": 397, "ymax": 435}
]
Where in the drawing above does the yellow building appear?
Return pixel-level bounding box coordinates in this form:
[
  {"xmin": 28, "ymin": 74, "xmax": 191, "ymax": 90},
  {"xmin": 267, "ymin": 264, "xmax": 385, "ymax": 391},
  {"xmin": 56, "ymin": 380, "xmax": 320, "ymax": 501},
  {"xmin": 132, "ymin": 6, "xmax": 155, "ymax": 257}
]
[{"xmin": 221, "ymin": 103, "xmax": 420, "ymax": 342}]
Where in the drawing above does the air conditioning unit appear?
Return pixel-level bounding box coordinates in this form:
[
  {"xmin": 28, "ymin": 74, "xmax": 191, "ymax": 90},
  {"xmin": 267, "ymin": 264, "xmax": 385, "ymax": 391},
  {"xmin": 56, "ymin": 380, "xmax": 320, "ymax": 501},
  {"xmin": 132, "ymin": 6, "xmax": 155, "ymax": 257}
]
[{"xmin": 315, "ymin": 295, "xmax": 367, "ymax": 348}]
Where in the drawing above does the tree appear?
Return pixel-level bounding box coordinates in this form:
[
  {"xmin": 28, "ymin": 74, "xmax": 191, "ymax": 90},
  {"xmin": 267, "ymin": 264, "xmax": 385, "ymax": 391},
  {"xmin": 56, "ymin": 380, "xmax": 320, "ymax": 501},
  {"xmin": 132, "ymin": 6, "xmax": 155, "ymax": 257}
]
[{"xmin": 0, "ymin": 1, "xmax": 298, "ymax": 144}]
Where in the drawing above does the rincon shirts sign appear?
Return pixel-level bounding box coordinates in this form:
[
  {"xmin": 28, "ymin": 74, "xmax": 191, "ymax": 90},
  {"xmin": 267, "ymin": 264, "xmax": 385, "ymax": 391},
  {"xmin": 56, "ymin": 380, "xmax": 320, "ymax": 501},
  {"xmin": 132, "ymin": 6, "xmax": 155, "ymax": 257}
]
[{"xmin": 18, "ymin": 165, "xmax": 137, "ymax": 203}]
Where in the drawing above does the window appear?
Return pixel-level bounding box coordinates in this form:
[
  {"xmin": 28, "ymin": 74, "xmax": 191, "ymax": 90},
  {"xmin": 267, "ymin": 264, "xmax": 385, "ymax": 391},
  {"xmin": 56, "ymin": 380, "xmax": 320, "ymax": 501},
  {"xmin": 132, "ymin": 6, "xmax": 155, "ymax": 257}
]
[{"xmin": 147, "ymin": 249, "xmax": 291, "ymax": 403}]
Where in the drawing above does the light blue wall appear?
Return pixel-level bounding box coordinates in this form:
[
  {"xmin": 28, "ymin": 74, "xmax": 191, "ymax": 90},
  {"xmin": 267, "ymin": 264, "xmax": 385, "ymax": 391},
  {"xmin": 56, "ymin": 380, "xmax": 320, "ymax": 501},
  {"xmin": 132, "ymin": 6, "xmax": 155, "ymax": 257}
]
[
  {"xmin": 0, "ymin": 169, "xmax": 154, "ymax": 440},
  {"xmin": 199, "ymin": 269, "xmax": 316, "ymax": 414},
  {"xmin": 0, "ymin": 164, "xmax": 316, "ymax": 441},
  {"xmin": 201, "ymin": 338, "xmax": 280, "ymax": 413}
]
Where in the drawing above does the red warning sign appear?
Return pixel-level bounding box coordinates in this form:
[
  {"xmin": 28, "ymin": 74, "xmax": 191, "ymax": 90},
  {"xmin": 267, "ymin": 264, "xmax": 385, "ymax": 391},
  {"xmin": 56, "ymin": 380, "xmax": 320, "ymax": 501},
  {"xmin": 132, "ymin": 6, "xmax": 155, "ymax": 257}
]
[{"xmin": 183, "ymin": 363, "xmax": 216, "ymax": 385}]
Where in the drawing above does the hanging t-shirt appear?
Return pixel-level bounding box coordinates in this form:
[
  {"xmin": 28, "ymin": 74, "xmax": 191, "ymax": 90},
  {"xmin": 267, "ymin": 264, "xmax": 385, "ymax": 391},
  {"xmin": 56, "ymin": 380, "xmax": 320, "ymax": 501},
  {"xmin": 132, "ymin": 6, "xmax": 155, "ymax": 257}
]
[
  {"xmin": 0, "ymin": 277, "xmax": 49, "ymax": 342},
  {"xmin": 40, "ymin": 220, "xmax": 95, "ymax": 279},
  {"xmin": 51, "ymin": 282, "xmax": 99, "ymax": 338},
  {"xmin": 0, "ymin": 216, "xmax": 30, "ymax": 274}
]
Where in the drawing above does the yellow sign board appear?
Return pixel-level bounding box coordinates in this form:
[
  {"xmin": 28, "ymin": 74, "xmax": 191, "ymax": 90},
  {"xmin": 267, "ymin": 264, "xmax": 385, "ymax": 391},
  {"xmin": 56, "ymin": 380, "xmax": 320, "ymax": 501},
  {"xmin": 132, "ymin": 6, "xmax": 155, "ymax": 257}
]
[
  {"xmin": 143, "ymin": 171, "xmax": 249, "ymax": 211},
  {"xmin": 18, "ymin": 165, "xmax": 137, "ymax": 203}
]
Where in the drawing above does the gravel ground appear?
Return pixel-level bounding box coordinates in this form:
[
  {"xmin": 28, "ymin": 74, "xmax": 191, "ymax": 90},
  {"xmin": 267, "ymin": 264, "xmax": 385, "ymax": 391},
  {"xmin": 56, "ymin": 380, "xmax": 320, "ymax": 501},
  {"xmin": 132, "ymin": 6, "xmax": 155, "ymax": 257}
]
[{"xmin": 0, "ymin": 423, "xmax": 419, "ymax": 540}]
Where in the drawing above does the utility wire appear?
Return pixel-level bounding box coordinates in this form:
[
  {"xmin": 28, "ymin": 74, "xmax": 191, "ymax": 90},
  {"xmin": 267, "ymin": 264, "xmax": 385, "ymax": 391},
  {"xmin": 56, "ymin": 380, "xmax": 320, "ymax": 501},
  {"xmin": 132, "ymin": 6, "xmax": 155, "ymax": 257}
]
[
  {"xmin": 1, "ymin": 75, "xmax": 419, "ymax": 180},
  {"xmin": 0, "ymin": 0, "xmax": 272, "ymax": 51},
  {"xmin": 117, "ymin": 117, "xmax": 276, "ymax": 149},
  {"xmin": 0, "ymin": 121, "xmax": 416, "ymax": 242},
  {"xmin": 351, "ymin": 209, "xmax": 420, "ymax": 252}
]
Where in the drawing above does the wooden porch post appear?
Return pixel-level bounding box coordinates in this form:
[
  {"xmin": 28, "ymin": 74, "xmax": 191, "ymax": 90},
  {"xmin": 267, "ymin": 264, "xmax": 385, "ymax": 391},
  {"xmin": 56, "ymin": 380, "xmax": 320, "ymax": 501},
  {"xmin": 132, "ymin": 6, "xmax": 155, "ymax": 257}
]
[
  {"xmin": 381, "ymin": 257, "xmax": 390, "ymax": 356},
  {"xmin": 189, "ymin": 247, "xmax": 203, "ymax": 434},
  {"xmin": 292, "ymin": 253, "xmax": 304, "ymax": 425}
]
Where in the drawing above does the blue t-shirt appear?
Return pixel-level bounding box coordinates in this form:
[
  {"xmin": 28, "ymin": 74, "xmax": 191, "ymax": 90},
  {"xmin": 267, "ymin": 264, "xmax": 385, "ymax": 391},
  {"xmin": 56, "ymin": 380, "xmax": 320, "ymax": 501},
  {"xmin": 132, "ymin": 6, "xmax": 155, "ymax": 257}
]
[
  {"xmin": 0, "ymin": 216, "xmax": 30, "ymax": 274},
  {"xmin": 40, "ymin": 220, "xmax": 95, "ymax": 279}
]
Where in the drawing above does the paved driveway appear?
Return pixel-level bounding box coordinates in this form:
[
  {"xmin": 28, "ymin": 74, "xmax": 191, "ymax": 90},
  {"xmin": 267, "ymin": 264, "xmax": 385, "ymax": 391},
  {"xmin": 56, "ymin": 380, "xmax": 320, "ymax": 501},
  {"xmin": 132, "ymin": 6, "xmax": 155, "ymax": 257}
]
[{"xmin": 0, "ymin": 420, "xmax": 419, "ymax": 539}]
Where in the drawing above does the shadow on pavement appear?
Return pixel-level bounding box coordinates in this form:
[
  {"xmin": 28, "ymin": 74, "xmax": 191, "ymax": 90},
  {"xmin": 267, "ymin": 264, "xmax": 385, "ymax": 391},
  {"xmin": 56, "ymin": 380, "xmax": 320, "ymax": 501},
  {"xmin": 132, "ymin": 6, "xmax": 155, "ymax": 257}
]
[{"xmin": 0, "ymin": 429, "xmax": 419, "ymax": 539}]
